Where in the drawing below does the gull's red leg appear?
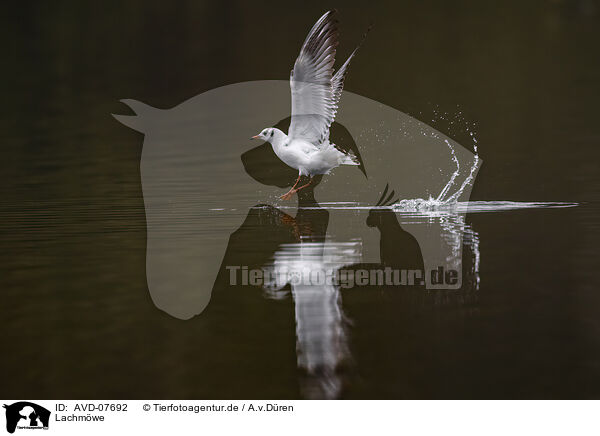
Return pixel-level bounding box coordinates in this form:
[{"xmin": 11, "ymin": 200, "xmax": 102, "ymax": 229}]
[
  {"xmin": 292, "ymin": 177, "xmax": 313, "ymax": 193},
  {"xmin": 280, "ymin": 174, "xmax": 302, "ymax": 200},
  {"xmin": 291, "ymin": 174, "xmax": 302, "ymax": 190}
]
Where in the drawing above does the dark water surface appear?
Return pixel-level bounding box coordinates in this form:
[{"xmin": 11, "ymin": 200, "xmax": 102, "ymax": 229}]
[{"xmin": 2, "ymin": 1, "xmax": 600, "ymax": 398}]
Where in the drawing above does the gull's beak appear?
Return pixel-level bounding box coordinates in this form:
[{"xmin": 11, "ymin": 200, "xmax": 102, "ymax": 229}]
[{"xmin": 251, "ymin": 135, "xmax": 259, "ymax": 140}]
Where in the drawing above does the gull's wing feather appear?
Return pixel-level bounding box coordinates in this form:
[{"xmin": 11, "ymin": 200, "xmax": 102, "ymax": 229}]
[
  {"xmin": 288, "ymin": 10, "xmax": 339, "ymax": 145},
  {"xmin": 331, "ymin": 25, "xmax": 371, "ymax": 109}
]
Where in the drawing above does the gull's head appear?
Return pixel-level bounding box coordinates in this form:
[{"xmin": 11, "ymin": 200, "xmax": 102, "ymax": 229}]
[{"xmin": 251, "ymin": 128, "xmax": 275, "ymax": 142}]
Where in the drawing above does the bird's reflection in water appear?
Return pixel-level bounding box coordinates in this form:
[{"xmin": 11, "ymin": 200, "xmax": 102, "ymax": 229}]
[
  {"xmin": 261, "ymin": 189, "xmax": 357, "ymax": 399},
  {"xmin": 212, "ymin": 188, "xmax": 442, "ymax": 398},
  {"xmin": 208, "ymin": 185, "xmax": 353, "ymax": 398}
]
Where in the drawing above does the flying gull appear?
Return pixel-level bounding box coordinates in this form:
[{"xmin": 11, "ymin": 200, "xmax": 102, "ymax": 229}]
[{"xmin": 251, "ymin": 10, "xmax": 368, "ymax": 200}]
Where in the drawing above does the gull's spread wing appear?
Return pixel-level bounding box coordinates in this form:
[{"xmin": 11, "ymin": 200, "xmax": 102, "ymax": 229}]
[{"xmin": 288, "ymin": 11, "xmax": 339, "ymax": 145}]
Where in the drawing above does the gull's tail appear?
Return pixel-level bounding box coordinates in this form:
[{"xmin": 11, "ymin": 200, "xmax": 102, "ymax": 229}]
[{"xmin": 341, "ymin": 151, "xmax": 360, "ymax": 166}]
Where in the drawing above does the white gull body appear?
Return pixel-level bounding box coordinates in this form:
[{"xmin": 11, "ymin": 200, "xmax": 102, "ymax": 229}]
[{"xmin": 266, "ymin": 128, "xmax": 358, "ymax": 177}]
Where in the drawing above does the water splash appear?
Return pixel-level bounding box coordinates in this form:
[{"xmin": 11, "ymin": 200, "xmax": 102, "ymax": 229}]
[
  {"xmin": 436, "ymin": 139, "xmax": 460, "ymax": 202},
  {"xmin": 445, "ymin": 137, "xmax": 480, "ymax": 203},
  {"xmin": 393, "ymin": 200, "xmax": 578, "ymax": 215}
]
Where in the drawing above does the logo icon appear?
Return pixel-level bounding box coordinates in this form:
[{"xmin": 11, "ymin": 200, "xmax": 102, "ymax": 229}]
[{"xmin": 3, "ymin": 402, "xmax": 50, "ymax": 434}]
